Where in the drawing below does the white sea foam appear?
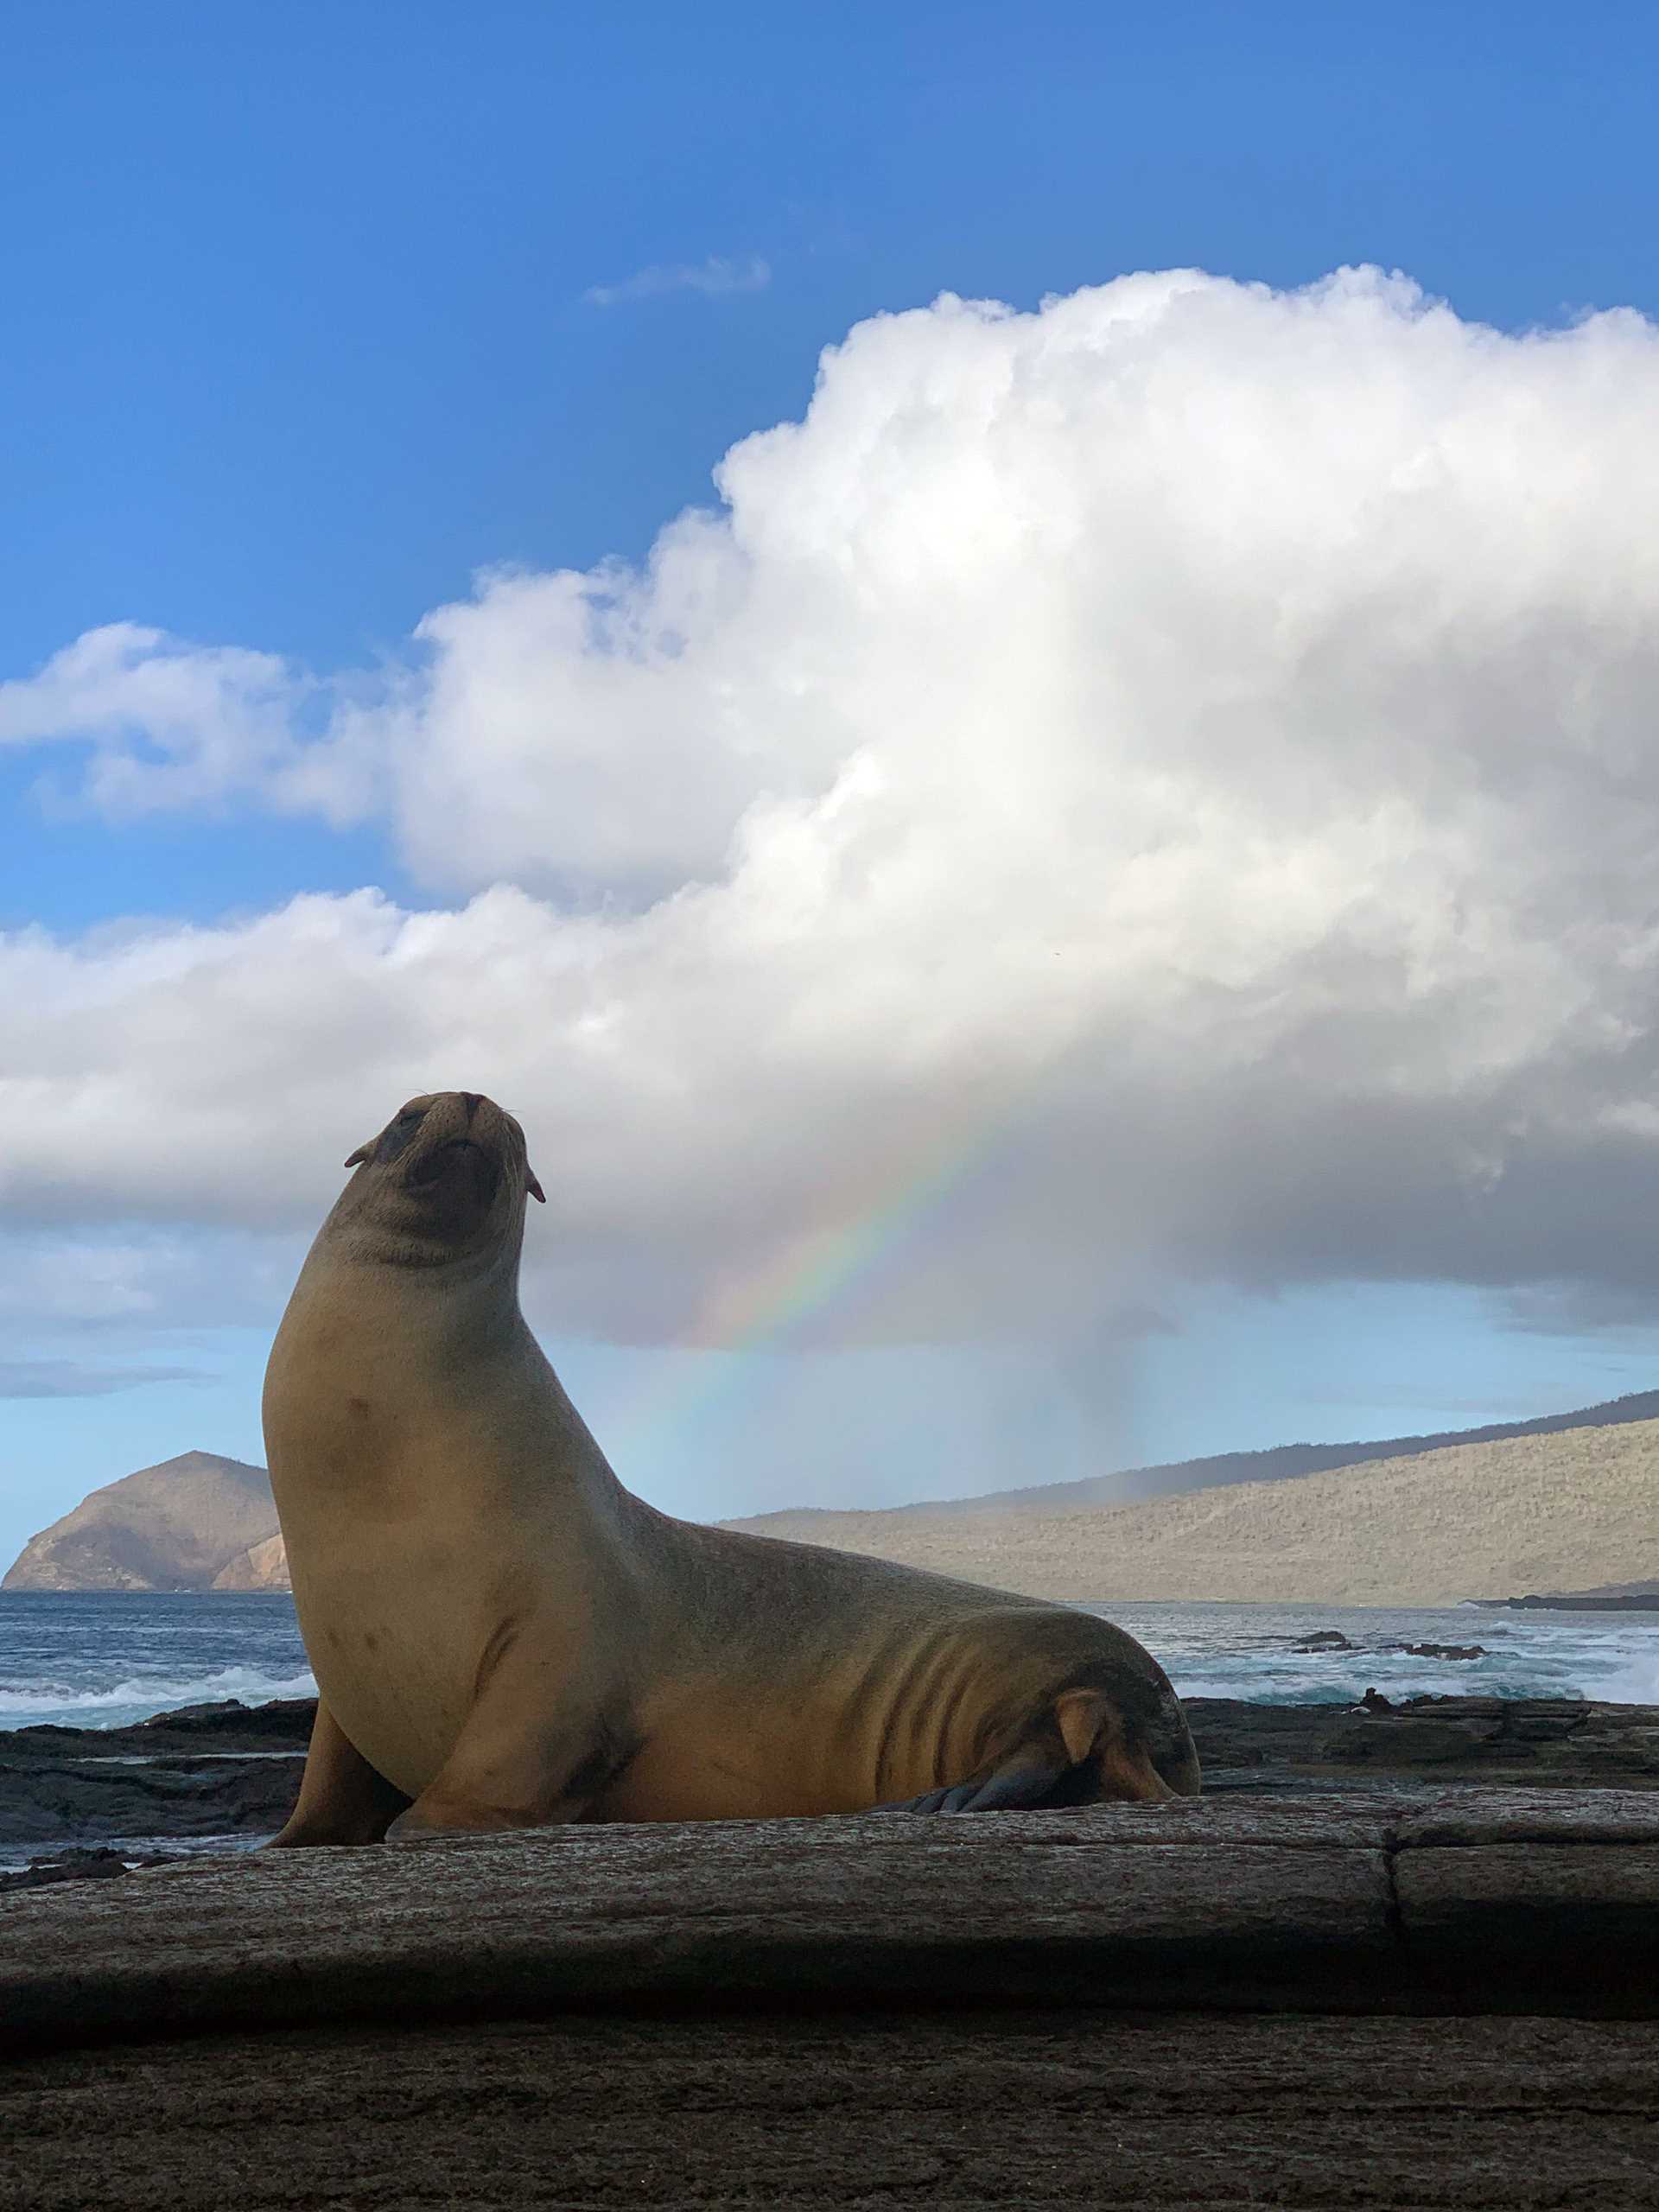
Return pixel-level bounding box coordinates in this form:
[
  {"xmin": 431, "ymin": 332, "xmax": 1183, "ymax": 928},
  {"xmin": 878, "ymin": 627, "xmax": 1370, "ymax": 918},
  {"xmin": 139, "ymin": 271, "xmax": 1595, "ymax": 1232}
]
[
  {"xmin": 0, "ymin": 1664, "xmax": 316, "ymax": 1730},
  {"xmin": 1598, "ymin": 1652, "xmax": 1659, "ymax": 1705},
  {"xmin": 1095, "ymin": 1601, "xmax": 1659, "ymax": 1707}
]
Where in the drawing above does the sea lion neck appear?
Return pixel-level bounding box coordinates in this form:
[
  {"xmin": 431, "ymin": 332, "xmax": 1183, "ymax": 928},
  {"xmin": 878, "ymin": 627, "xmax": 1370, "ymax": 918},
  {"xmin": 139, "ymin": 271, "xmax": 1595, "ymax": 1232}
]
[
  {"xmin": 316, "ymin": 1194, "xmax": 528, "ymax": 1288},
  {"xmin": 287, "ymin": 1205, "xmax": 531, "ymax": 1376}
]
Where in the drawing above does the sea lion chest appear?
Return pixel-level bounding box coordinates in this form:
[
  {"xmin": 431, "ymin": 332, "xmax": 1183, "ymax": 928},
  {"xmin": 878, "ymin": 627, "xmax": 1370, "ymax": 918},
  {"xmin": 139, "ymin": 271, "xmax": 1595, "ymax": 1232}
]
[
  {"xmin": 279, "ymin": 1501, "xmax": 498, "ymax": 1799},
  {"xmin": 263, "ymin": 1307, "xmax": 580, "ymax": 1798}
]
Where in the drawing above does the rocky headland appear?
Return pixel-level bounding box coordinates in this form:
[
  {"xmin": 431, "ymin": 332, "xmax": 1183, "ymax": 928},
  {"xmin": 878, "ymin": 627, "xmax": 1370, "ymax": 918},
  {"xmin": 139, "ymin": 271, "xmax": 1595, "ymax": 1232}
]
[
  {"xmin": 207, "ymin": 1532, "xmax": 292, "ymax": 1591},
  {"xmin": 2, "ymin": 1452, "xmax": 286, "ymax": 1592}
]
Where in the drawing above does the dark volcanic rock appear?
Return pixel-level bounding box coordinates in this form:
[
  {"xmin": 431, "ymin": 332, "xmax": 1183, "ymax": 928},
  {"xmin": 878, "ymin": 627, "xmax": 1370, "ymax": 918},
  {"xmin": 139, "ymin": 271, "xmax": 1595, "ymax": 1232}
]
[
  {"xmin": 0, "ymin": 1752, "xmax": 303, "ymax": 1850},
  {"xmin": 0, "ymin": 1695, "xmax": 314, "ymax": 1858},
  {"xmin": 1290, "ymin": 1630, "xmax": 1352, "ymax": 1650},
  {"xmin": 1482, "ymin": 1589, "xmax": 1659, "ymax": 1611},
  {"xmin": 0, "ymin": 1847, "xmax": 179, "ymax": 1894},
  {"xmin": 4, "ymin": 1693, "xmax": 1659, "ymax": 1892},
  {"xmin": 1187, "ymin": 1695, "xmax": 1659, "ymax": 1789},
  {"xmin": 0, "ymin": 1696, "xmax": 316, "ymax": 1764},
  {"xmin": 134, "ymin": 1695, "xmax": 315, "ymax": 1751},
  {"xmin": 8, "ymin": 2011, "xmax": 1658, "ymax": 2212},
  {"xmin": 7, "ymin": 1803, "xmax": 1659, "ymax": 2209}
]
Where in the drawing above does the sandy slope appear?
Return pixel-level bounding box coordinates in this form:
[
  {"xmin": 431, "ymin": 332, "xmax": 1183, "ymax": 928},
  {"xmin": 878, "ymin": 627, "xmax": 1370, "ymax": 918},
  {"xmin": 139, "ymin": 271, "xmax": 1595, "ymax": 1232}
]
[{"xmin": 724, "ymin": 1419, "xmax": 1659, "ymax": 1605}]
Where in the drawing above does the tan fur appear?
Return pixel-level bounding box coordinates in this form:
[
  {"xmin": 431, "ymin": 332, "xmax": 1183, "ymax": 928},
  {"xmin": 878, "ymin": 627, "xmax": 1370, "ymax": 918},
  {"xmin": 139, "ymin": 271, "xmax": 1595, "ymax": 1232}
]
[{"xmin": 263, "ymin": 1092, "xmax": 1199, "ymax": 1844}]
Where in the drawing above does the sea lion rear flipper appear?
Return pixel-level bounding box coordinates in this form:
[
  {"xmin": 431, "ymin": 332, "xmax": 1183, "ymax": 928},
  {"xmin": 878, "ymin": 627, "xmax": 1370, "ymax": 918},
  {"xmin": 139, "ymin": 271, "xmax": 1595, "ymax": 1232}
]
[
  {"xmin": 876, "ymin": 1688, "xmax": 1179, "ymax": 1815},
  {"xmin": 876, "ymin": 1752, "xmax": 1081, "ymax": 1815},
  {"xmin": 266, "ymin": 1699, "xmax": 411, "ymax": 1848}
]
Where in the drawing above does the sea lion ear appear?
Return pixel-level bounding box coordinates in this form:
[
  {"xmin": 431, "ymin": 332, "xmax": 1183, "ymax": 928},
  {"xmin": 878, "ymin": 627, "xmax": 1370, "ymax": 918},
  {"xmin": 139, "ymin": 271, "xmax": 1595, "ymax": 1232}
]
[
  {"xmin": 526, "ymin": 1166, "xmax": 546, "ymax": 1204},
  {"xmin": 344, "ymin": 1141, "xmax": 373, "ymax": 1169}
]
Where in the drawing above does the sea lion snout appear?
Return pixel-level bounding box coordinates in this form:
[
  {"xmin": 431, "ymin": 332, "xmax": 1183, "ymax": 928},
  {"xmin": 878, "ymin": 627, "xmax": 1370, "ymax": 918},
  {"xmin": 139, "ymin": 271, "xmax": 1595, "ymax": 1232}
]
[{"xmin": 340, "ymin": 1091, "xmax": 545, "ymax": 1226}]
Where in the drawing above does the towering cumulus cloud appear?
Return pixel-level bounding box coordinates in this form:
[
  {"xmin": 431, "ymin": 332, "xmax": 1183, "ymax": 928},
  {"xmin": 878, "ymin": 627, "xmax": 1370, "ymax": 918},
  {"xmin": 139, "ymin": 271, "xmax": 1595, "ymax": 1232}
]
[{"xmin": 5, "ymin": 266, "xmax": 1659, "ymax": 1345}]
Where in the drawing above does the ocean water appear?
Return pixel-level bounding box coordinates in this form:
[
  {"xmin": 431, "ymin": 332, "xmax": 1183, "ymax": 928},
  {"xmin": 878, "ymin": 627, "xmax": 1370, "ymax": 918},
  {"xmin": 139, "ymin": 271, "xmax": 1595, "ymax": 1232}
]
[
  {"xmin": 0, "ymin": 1590, "xmax": 1655, "ymax": 1732},
  {"xmin": 0, "ymin": 1592, "xmax": 314, "ymax": 1731},
  {"xmin": 1096, "ymin": 1600, "xmax": 1659, "ymax": 1707}
]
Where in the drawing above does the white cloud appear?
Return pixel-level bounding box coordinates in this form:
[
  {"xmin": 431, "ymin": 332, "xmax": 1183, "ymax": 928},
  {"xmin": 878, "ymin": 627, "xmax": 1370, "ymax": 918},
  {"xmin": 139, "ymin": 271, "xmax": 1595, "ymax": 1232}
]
[
  {"xmin": 583, "ymin": 253, "xmax": 772, "ymax": 308},
  {"xmin": 7, "ymin": 267, "xmax": 1659, "ymax": 1347},
  {"xmin": 0, "ymin": 1227, "xmax": 304, "ymax": 1329},
  {"xmin": 0, "ymin": 624, "xmax": 305, "ymax": 815},
  {"xmin": 0, "ymin": 1359, "xmax": 205, "ymax": 1399}
]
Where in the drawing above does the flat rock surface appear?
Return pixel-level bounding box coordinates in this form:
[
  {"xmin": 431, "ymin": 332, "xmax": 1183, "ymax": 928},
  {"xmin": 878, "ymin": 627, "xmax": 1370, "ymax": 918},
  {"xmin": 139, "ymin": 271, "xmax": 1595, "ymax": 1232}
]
[
  {"xmin": 5, "ymin": 2010, "xmax": 1658, "ymax": 2210},
  {"xmin": 7, "ymin": 1793, "xmax": 1659, "ymax": 2208},
  {"xmin": 4, "ymin": 1790, "xmax": 1659, "ymax": 2055}
]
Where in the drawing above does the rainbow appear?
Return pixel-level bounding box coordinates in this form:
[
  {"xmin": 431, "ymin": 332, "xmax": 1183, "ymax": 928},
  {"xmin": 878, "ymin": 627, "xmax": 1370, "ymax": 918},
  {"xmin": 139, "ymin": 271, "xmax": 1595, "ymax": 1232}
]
[{"xmin": 607, "ymin": 1106, "xmax": 1004, "ymax": 1474}]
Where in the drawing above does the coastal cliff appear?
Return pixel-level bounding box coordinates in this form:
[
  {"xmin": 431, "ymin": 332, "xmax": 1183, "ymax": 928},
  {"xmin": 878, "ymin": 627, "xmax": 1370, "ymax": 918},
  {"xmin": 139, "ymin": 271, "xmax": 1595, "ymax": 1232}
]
[
  {"xmin": 2, "ymin": 1453, "xmax": 279, "ymax": 1593},
  {"xmin": 211, "ymin": 1534, "xmax": 291, "ymax": 1592},
  {"xmin": 724, "ymin": 1417, "xmax": 1659, "ymax": 1605}
]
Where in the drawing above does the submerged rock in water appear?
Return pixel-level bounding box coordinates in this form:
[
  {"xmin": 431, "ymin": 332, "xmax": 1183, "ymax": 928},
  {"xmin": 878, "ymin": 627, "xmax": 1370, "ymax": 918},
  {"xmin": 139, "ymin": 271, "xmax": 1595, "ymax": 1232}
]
[
  {"xmin": 1291, "ymin": 1630, "xmax": 1353, "ymax": 1652},
  {"xmin": 0, "ymin": 1846, "xmax": 180, "ymax": 1893}
]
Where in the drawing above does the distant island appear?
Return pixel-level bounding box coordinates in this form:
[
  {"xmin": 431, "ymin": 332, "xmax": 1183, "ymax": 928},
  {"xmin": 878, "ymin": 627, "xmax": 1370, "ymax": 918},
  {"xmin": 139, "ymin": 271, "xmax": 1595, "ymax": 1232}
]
[
  {"xmin": 4, "ymin": 1387, "xmax": 1658, "ymax": 1606},
  {"xmin": 2, "ymin": 1454, "xmax": 290, "ymax": 1594}
]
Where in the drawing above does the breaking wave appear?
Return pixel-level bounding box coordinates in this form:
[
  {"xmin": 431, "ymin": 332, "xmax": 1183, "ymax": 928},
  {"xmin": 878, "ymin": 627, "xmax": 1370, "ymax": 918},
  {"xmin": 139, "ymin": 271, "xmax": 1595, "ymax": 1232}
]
[
  {"xmin": 1598, "ymin": 1652, "xmax": 1659, "ymax": 1705},
  {"xmin": 0, "ymin": 1664, "xmax": 316, "ymax": 1730},
  {"xmin": 0, "ymin": 1592, "xmax": 317, "ymax": 1731}
]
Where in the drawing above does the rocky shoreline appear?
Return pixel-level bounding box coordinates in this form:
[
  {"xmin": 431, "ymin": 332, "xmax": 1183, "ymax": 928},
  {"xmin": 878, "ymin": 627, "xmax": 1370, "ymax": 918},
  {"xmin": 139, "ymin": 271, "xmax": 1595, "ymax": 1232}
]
[
  {"xmin": 0, "ymin": 1697, "xmax": 313, "ymax": 1884},
  {"xmin": 1192, "ymin": 1691, "xmax": 1659, "ymax": 1788},
  {"xmin": 3, "ymin": 1689, "xmax": 1657, "ymax": 1890}
]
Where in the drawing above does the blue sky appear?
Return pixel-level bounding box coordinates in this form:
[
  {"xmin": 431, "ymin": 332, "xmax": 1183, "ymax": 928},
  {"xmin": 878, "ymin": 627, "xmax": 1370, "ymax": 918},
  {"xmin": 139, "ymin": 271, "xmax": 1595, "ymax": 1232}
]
[{"xmin": 4, "ymin": 1, "xmax": 1659, "ymax": 1566}]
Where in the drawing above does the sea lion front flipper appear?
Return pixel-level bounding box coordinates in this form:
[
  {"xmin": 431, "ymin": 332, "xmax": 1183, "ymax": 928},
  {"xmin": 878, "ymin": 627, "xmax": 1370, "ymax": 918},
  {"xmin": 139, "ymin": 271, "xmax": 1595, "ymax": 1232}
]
[
  {"xmin": 384, "ymin": 1650, "xmax": 640, "ymax": 1840},
  {"xmin": 266, "ymin": 1698, "xmax": 411, "ymax": 1847},
  {"xmin": 384, "ymin": 1724, "xmax": 602, "ymax": 1840}
]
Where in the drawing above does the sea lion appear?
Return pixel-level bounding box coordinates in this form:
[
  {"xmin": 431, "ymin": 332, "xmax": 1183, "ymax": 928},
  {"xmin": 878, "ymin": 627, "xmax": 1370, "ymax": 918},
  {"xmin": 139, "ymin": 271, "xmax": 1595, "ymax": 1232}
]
[{"xmin": 262, "ymin": 1091, "xmax": 1199, "ymax": 1844}]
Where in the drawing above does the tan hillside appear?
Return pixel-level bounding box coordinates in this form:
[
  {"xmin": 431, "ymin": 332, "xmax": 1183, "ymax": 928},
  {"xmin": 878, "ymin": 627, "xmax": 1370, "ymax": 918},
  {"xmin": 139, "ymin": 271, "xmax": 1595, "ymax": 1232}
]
[
  {"xmin": 212, "ymin": 1532, "xmax": 292, "ymax": 1592},
  {"xmin": 3, "ymin": 1452, "xmax": 277, "ymax": 1593},
  {"xmin": 722, "ymin": 1420, "xmax": 1659, "ymax": 1605}
]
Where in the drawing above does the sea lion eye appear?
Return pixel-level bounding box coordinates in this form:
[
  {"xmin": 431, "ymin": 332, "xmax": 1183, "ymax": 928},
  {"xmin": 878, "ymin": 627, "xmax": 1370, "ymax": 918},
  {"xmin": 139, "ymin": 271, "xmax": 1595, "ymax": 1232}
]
[{"xmin": 343, "ymin": 1103, "xmax": 430, "ymax": 1172}]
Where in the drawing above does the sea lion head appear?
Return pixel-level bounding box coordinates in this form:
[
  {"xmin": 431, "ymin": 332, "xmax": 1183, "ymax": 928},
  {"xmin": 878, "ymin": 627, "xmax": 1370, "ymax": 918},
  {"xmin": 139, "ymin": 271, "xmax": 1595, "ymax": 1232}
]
[{"xmin": 328, "ymin": 1091, "xmax": 546, "ymax": 1269}]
